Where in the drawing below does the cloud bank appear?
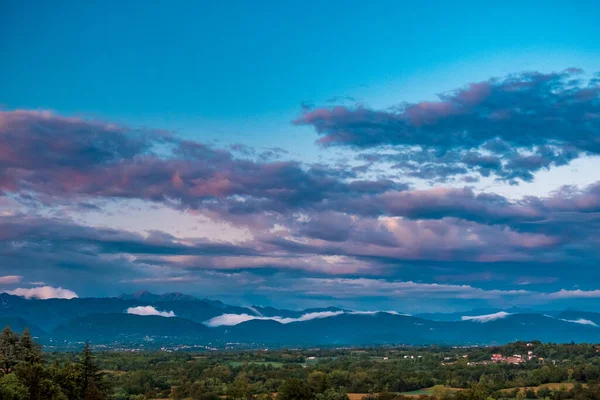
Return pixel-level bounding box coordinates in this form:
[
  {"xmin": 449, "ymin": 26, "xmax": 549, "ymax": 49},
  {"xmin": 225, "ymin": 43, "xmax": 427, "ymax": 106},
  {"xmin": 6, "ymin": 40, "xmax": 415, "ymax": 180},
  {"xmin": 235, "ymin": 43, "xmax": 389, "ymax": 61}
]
[
  {"xmin": 296, "ymin": 69, "xmax": 600, "ymax": 183},
  {"xmin": 126, "ymin": 306, "xmax": 176, "ymax": 318},
  {"xmin": 204, "ymin": 311, "xmax": 344, "ymax": 327},
  {"xmin": 204, "ymin": 310, "xmax": 403, "ymax": 327}
]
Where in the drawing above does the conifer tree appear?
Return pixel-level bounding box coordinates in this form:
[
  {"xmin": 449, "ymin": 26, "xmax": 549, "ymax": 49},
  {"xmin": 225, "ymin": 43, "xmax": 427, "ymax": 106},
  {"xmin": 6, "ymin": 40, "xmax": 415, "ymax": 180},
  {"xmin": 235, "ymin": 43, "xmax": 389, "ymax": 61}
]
[
  {"xmin": 78, "ymin": 342, "xmax": 106, "ymax": 400},
  {"xmin": 0, "ymin": 326, "xmax": 20, "ymax": 375},
  {"xmin": 18, "ymin": 328, "xmax": 42, "ymax": 365}
]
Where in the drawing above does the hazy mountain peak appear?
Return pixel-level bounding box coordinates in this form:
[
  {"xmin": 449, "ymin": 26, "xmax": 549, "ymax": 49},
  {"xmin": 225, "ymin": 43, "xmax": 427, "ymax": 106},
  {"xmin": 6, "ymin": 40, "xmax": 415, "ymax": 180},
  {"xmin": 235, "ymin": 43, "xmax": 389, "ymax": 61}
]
[{"xmin": 118, "ymin": 291, "xmax": 198, "ymax": 302}]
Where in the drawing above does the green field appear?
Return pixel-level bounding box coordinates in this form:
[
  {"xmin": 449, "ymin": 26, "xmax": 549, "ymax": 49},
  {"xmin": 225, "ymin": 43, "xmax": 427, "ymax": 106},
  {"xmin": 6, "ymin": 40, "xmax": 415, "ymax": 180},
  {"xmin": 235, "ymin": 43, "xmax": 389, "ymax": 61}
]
[
  {"xmin": 399, "ymin": 387, "xmax": 463, "ymax": 397},
  {"xmin": 399, "ymin": 388, "xmax": 434, "ymax": 396}
]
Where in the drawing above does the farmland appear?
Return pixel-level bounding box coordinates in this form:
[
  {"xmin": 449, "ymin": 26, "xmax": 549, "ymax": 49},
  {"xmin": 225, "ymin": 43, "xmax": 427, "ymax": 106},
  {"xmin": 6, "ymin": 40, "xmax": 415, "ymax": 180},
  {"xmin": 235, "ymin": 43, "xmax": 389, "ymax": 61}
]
[
  {"xmin": 7, "ymin": 330, "xmax": 600, "ymax": 400},
  {"xmin": 58, "ymin": 341, "xmax": 600, "ymax": 399}
]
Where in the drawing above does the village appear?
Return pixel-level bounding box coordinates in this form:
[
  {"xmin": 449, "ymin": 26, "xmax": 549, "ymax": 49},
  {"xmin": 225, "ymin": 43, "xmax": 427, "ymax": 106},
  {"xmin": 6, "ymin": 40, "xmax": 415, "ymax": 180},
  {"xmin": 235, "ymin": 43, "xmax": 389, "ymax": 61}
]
[
  {"xmin": 441, "ymin": 343, "xmax": 545, "ymax": 366},
  {"xmin": 489, "ymin": 350, "xmax": 541, "ymax": 364},
  {"xmin": 488, "ymin": 342, "xmax": 543, "ymax": 364}
]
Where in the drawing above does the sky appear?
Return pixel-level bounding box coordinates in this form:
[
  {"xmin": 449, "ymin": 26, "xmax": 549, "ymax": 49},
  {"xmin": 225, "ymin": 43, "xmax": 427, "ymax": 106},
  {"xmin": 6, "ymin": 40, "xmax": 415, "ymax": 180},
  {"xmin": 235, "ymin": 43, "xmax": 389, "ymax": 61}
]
[{"xmin": 1, "ymin": 0, "xmax": 600, "ymax": 312}]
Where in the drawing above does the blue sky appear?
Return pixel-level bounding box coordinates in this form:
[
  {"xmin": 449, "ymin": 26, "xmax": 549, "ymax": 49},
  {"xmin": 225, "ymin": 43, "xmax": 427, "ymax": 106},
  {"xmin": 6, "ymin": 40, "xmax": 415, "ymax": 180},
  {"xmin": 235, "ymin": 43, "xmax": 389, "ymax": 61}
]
[
  {"xmin": 1, "ymin": 1, "xmax": 600, "ymax": 312},
  {"xmin": 3, "ymin": 1, "xmax": 599, "ymax": 136}
]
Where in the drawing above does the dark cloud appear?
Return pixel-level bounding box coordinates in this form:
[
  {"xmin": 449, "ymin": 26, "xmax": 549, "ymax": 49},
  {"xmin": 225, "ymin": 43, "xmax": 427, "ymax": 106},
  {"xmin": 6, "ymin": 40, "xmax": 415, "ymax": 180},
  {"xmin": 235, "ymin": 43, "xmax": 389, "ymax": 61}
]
[
  {"xmin": 2, "ymin": 184, "xmax": 600, "ymax": 306},
  {"xmin": 0, "ymin": 215, "xmax": 259, "ymax": 258},
  {"xmin": 0, "ymin": 110, "xmax": 400, "ymax": 212},
  {"xmin": 0, "ymin": 110, "xmax": 164, "ymax": 171},
  {"xmin": 3, "ymin": 108, "xmax": 600, "ymax": 272},
  {"xmin": 295, "ymin": 69, "xmax": 600, "ymax": 182}
]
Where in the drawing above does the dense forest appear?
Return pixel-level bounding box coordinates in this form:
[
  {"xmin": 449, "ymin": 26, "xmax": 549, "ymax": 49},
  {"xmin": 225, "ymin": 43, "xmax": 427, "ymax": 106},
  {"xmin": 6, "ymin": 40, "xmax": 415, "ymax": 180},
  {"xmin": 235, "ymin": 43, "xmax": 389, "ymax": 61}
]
[
  {"xmin": 4, "ymin": 326, "xmax": 600, "ymax": 399},
  {"xmin": 0, "ymin": 326, "xmax": 109, "ymax": 399}
]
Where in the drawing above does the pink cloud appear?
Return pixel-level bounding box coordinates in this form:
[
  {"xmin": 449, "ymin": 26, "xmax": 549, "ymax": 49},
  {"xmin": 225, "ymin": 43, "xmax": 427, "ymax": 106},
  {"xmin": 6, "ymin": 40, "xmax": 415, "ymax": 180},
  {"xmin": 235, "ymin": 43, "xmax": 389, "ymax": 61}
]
[
  {"xmin": 7, "ymin": 286, "xmax": 78, "ymax": 299},
  {"xmin": 0, "ymin": 275, "xmax": 22, "ymax": 284}
]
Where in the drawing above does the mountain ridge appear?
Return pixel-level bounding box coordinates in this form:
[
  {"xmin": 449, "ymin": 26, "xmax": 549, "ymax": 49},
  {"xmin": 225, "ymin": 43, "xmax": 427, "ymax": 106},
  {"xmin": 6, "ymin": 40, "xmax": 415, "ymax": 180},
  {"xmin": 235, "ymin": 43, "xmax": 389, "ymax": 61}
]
[{"xmin": 3, "ymin": 291, "xmax": 600, "ymax": 348}]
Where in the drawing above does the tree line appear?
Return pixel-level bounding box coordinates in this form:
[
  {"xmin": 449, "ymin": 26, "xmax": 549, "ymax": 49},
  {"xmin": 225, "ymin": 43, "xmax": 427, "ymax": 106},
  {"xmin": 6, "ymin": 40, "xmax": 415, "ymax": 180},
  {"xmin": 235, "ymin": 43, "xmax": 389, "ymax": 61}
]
[
  {"xmin": 0, "ymin": 326, "xmax": 108, "ymax": 400},
  {"xmin": 6, "ymin": 330, "xmax": 600, "ymax": 399}
]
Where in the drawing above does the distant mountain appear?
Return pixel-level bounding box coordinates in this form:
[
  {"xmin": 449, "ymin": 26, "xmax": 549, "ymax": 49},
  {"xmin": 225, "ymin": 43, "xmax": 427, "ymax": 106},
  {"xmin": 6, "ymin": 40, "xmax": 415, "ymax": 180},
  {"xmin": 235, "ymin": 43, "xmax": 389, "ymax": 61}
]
[
  {"xmin": 247, "ymin": 305, "xmax": 295, "ymax": 318},
  {"xmin": 152, "ymin": 300, "xmax": 259, "ymax": 323},
  {"xmin": 415, "ymin": 307, "xmax": 556, "ymax": 322},
  {"xmin": 460, "ymin": 313, "xmax": 600, "ymax": 344},
  {"xmin": 0, "ymin": 293, "xmax": 141, "ymax": 331},
  {"xmin": 250, "ymin": 305, "xmax": 346, "ymax": 318},
  {"xmin": 0, "ymin": 317, "xmax": 45, "ymax": 337},
  {"xmin": 259, "ymin": 313, "xmax": 439, "ymax": 345},
  {"xmin": 3, "ymin": 291, "xmax": 600, "ymax": 348},
  {"xmin": 222, "ymin": 312, "xmax": 600, "ymax": 346},
  {"xmin": 118, "ymin": 290, "xmax": 198, "ymax": 302},
  {"xmin": 414, "ymin": 309, "xmax": 499, "ymax": 322},
  {"xmin": 51, "ymin": 313, "xmax": 213, "ymax": 343},
  {"xmin": 0, "ymin": 292, "xmax": 263, "ymax": 331}
]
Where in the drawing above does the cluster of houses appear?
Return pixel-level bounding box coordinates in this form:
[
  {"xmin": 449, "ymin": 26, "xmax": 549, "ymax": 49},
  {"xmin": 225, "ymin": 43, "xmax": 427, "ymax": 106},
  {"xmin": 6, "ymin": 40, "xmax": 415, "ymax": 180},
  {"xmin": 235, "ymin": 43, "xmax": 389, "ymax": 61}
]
[
  {"xmin": 490, "ymin": 350, "xmax": 541, "ymax": 364},
  {"xmin": 442, "ymin": 344, "xmax": 543, "ymax": 366}
]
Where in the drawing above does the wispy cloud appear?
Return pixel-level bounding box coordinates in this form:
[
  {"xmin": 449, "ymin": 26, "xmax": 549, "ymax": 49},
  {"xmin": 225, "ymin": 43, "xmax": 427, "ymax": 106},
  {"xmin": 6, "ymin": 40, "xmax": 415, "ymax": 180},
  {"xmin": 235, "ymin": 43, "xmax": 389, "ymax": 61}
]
[
  {"xmin": 121, "ymin": 276, "xmax": 191, "ymax": 284},
  {"xmin": 277, "ymin": 278, "xmax": 530, "ymax": 300},
  {"xmin": 462, "ymin": 311, "xmax": 511, "ymax": 322},
  {"xmin": 546, "ymin": 289, "xmax": 600, "ymax": 299},
  {"xmin": 560, "ymin": 318, "xmax": 598, "ymax": 327}
]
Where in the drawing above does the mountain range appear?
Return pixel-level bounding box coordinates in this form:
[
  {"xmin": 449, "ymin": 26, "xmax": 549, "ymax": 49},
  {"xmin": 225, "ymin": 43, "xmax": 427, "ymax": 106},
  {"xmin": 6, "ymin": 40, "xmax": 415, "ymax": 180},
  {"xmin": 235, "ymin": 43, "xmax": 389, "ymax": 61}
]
[{"xmin": 3, "ymin": 291, "xmax": 600, "ymax": 349}]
